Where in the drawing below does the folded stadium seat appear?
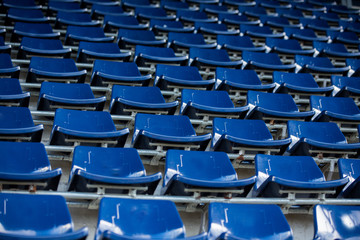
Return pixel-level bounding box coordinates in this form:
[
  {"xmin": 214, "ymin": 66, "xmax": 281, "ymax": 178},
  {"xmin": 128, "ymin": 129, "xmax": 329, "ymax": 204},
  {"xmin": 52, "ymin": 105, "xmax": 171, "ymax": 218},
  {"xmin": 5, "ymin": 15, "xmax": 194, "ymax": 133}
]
[
  {"xmin": 161, "ymin": 1, "xmax": 196, "ymax": 12},
  {"xmin": 55, "ymin": 11, "xmax": 101, "ymax": 29},
  {"xmin": 346, "ymin": 58, "xmax": 360, "ymax": 77},
  {"xmin": 0, "ymin": 78, "xmax": 30, "ymax": 107},
  {"xmin": 195, "ymin": 22, "xmax": 240, "ymax": 41},
  {"xmin": 221, "ymin": 0, "xmax": 256, "ymax": 7},
  {"xmin": 0, "ymin": 37, "xmax": 10, "ymax": 55},
  {"xmin": 331, "ymin": 76, "xmax": 360, "ymax": 104},
  {"xmin": 11, "ymin": 22, "xmax": 60, "ymax": 42},
  {"xmin": 65, "ymin": 26, "xmax": 114, "ymax": 45},
  {"xmin": 168, "ymin": 32, "xmax": 217, "ymax": 54},
  {"xmin": 328, "ymin": 4, "xmax": 360, "ymax": 16},
  {"xmin": 338, "ymin": 158, "xmax": 360, "ymax": 198},
  {"xmin": 215, "ymin": 68, "xmax": 275, "ymax": 104},
  {"xmin": 240, "ymin": 25, "xmax": 285, "ymax": 46},
  {"xmin": 50, "ymin": 109, "xmax": 129, "ymax": 147},
  {"xmin": 2, "ymin": 0, "xmax": 41, "ymax": 9},
  {"xmin": 162, "ymin": 150, "xmax": 256, "ymax": 197},
  {"xmin": 68, "ymin": 146, "xmax": 162, "ymax": 194},
  {"xmin": 5, "ymin": 8, "xmax": 49, "ymax": 25},
  {"xmin": 313, "ymin": 41, "xmax": 360, "ymax": 66},
  {"xmin": 177, "ymin": 10, "xmax": 218, "ymax": 24},
  {"xmin": 134, "ymin": 45, "xmax": 188, "ymax": 68},
  {"xmin": 154, "ymin": 65, "xmax": 215, "ymax": 98},
  {"xmin": 109, "ymin": 85, "xmax": 178, "ymax": 116},
  {"xmin": 253, "ymin": 154, "xmax": 348, "ymax": 199},
  {"xmin": 0, "ymin": 141, "xmax": 61, "ymax": 190},
  {"xmin": 339, "ymin": 21, "xmax": 360, "ymax": 35},
  {"xmin": 103, "ymin": 15, "xmax": 147, "ymax": 32},
  {"xmin": 117, "ymin": 29, "xmax": 166, "ymax": 50},
  {"xmin": 295, "ymin": 55, "xmax": 349, "ymax": 87},
  {"xmin": 17, "ymin": 37, "xmax": 71, "ymax": 59},
  {"xmin": 266, "ymin": 38, "xmax": 315, "ymax": 64},
  {"xmin": 91, "ymin": 4, "xmax": 129, "ymax": 19},
  {"xmin": 246, "ymin": 90, "xmax": 313, "ymax": 138},
  {"xmin": 327, "ymin": 30, "xmax": 360, "ymax": 51},
  {"xmin": 242, "ymin": 51, "xmax": 296, "ymax": 81},
  {"xmin": 207, "ymin": 203, "xmax": 293, "ymax": 240},
  {"xmin": 0, "ymin": 29, "xmax": 5, "ymax": 40},
  {"xmin": 273, "ymin": 72, "xmax": 333, "ymax": 107},
  {"xmin": 285, "ymin": 27, "xmax": 329, "ymax": 48},
  {"xmin": 293, "ymin": 2, "xmax": 326, "ymax": 15},
  {"xmin": 37, "ymin": 82, "xmax": 106, "ymax": 111},
  {"xmin": 217, "ymin": 35, "xmax": 266, "ymax": 59},
  {"xmin": 47, "ymin": 1, "xmax": 86, "ymax": 16},
  {"xmin": 150, "ymin": 19, "xmax": 195, "ymax": 37},
  {"xmin": 132, "ymin": 113, "xmax": 211, "ymax": 154},
  {"xmin": 135, "ymin": 7, "xmax": 176, "ymax": 23},
  {"xmin": 0, "ymin": 54, "xmax": 20, "ymax": 78},
  {"xmin": 180, "ymin": 89, "xmax": 249, "ymax": 131},
  {"xmin": 95, "ymin": 198, "xmax": 207, "ymax": 240},
  {"xmin": 313, "ymin": 205, "xmax": 360, "ymax": 240},
  {"xmin": 260, "ymin": 15, "xmax": 302, "ymax": 31},
  {"xmin": 91, "ymin": 60, "xmax": 151, "ymax": 87},
  {"xmin": 121, "ymin": 0, "xmax": 155, "ymax": 11},
  {"xmin": 0, "ymin": 193, "xmax": 88, "ymax": 239},
  {"xmin": 217, "ymin": 13, "xmax": 260, "ymax": 27},
  {"xmin": 286, "ymin": 121, "xmax": 360, "ymax": 164},
  {"xmin": 275, "ymin": 8, "xmax": 305, "ymax": 23},
  {"xmin": 81, "ymin": 0, "xmax": 118, "ymax": 8},
  {"xmin": 238, "ymin": 5, "xmax": 268, "ymax": 20},
  {"xmin": 256, "ymin": 0, "xmax": 291, "ymax": 11},
  {"xmin": 189, "ymin": 48, "xmax": 242, "ymax": 73},
  {"xmin": 186, "ymin": 0, "xmax": 219, "ymax": 5},
  {"xmin": 27, "ymin": 57, "xmax": 87, "ymax": 83},
  {"xmin": 299, "ymin": 17, "xmax": 342, "ymax": 36},
  {"xmin": 211, "ymin": 118, "xmax": 291, "ymax": 164},
  {"xmin": 0, "ymin": 106, "xmax": 43, "ymax": 142},
  {"xmin": 199, "ymin": 3, "xmax": 238, "ymax": 18},
  {"xmin": 313, "ymin": 11, "xmax": 346, "ymax": 27},
  {"xmin": 76, "ymin": 41, "xmax": 131, "ymax": 63}
]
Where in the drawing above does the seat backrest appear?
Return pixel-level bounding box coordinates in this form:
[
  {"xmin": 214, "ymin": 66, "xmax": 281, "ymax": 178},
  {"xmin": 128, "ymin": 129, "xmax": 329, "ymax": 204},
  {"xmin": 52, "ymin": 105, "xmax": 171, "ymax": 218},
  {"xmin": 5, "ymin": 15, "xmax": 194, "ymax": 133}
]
[
  {"xmin": 135, "ymin": 45, "xmax": 176, "ymax": 57},
  {"xmin": 177, "ymin": 10, "xmax": 209, "ymax": 19},
  {"xmin": 79, "ymin": 41, "xmax": 121, "ymax": 53},
  {"xmin": 67, "ymin": 26, "xmax": 105, "ymax": 37},
  {"xmin": 111, "ymin": 85, "xmax": 165, "ymax": 103},
  {"xmin": 182, "ymin": 89, "xmax": 234, "ymax": 108},
  {"xmin": 0, "ymin": 53, "xmax": 15, "ymax": 68},
  {"xmin": 310, "ymin": 95, "xmax": 360, "ymax": 115},
  {"xmin": 168, "ymin": 32, "xmax": 206, "ymax": 44},
  {"xmin": 0, "ymin": 78, "xmax": 23, "ymax": 94},
  {"xmin": 30, "ymin": 57, "xmax": 78, "ymax": 72},
  {"xmin": 156, "ymin": 64, "xmax": 203, "ymax": 80},
  {"xmin": 195, "ymin": 22, "xmax": 228, "ymax": 31},
  {"xmin": 266, "ymin": 38, "xmax": 303, "ymax": 50},
  {"xmin": 331, "ymin": 76, "xmax": 360, "ymax": 90},
  {"xmin": 0, "ymin": 106, "xmax": 35, "ymax": 128},
  {"xmin": 190, "ymin": 48, "xmax": 231, "ymax": 61},
  {"xmin": 338, "ymin": 158, "xmax": 360, "ymax": 182},
  {"xmin": 216, "ymin": 68, "xmax": 262, "ymax": 85},
  {"xmin": 21, "ymin": 37, "xmax": 64, "ymax": 50},
  {"xmin": 217, "ymin": 35, "xmax": 255, "ymax": 47},
  {"xmin": 273, "ymin": 72, "xmax": 319, "ymax": 88},
  {"xmin": 295, "ymin": 55, "xmax": 335, "ymax": 68},
  {"xmin": 242, "ymin": 51, "xmax": 283, "ymax": 65},
  {"xmin": 40, "ymin": 82, "xmax": 95, "ymax": 99},
  {"xmin": 285, "ymin": 27, "xmax": 317, "ymax": 38},
  {"xmin": 118, "ymin": 29, "xmax": 156, "ymax": 40},
  {"xmin": 14, "ymin": 22, "xmax": 54, "ymax": 34},
  {"xmin": 247, "ymin": 91, "xmax": 300, "ymax": 112},
  {"xmin": 241, "ymin": 24, "xmax": 273, "ymax": 34},
  {"xmin": 313, "ymin": 41, "xmax": 348, "ymax": 53},
  {"xmin": 93, "ymin": 60, "xmax": 140, "ymax": 76}
]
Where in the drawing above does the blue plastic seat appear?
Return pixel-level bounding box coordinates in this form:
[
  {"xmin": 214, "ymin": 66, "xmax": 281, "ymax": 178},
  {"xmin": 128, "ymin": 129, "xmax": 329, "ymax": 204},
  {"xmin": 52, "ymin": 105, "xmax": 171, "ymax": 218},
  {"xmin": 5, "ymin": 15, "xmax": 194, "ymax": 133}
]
[
  {"xmin": 266, "ymin": 38, "xmax": 315, "ymax": 56},
  {"xmin": 91, "ymin": 60, "xmax": 150, "ymax": 87},
  {"xmin": 163, "ymin": 150, "xmax": 256, "ymax": 197},
  {"xmin": 310, "ymin": 95, "xmax": 360, "ymax": 122},
  {"xmin": 0, "ymin": 193, "xmax": 88, "ymax": 240},
  {"xmin": 195, "ymin": 22, "xmax": 240, "ymax": 36},
  {"xmin": 339, "ymin": 21, "xmax": 360, "ymax": 34},
  {"xmin": 68, "ymin": 146, "xmax": 162, "ymax": 193},
  {"xmin": 18, "ymin": 37, "xmax": 71, "ymax": 58},
  {"xmin": 240, "ymin": 25, "xmax": 285, "ymax": 39},
  {"xmin": 328, "ymin": 5, "xmax": 360, "ymax": 15},
  {"xmin": 135, "ymin": 7, "xmax": 176, "ymax": 22},
  {"xmin": 82, "ymin": 0, "xmax": 118, "ymax": 8},
  {"xmin": 48, "ymin": 1, "xmax": 85, "ymax": 15},
  {"xmin": 161, "ymin": 1, "xmax": 195, "ymax": 11},
  {"xmin": 273, "ymin": 72, "xmax": 333, "ymax": 95},
  {"xmin": 0, "ymin": 37, "xmax": 10, "ymax": 54},
  {"xmin": 253, "ymin": 154, "xmax": 348, "ymax": 198},
  {"xmin": 110, "ymin": 85, "xmax": 178, "ymax": 115},
  {"xmin": 12, "ymin": 22, "xmax": 60, "ymax": 42},
  {"xmin": 50, "ymin": 109, "xmax": 129, "ymax": 146},
  {"xmin": 222, "ymin": 0, "xmax": 256, "ymax": 7},
  {"xmin": 6, "ymin": 8, "xmax": 48, "ymax": 25},
  {"xmin": 55, "ymin": 11, "xmax": 100, "ymax": 28},
  {"xmin": 168, "ymin": 32, "xmax": 217, "ymax": 52},
  {"xmin": 217, "ymin": 35, "xmax": 266, "ymax": 53},
  {"xmin": 208, "ymin": 203, "xmax": 293, "ymax": 240},
  {"xmin": 150, "ymin": 19, "xmax": 195, "ymax": 35},
  {"xmin": 238, "ymin": 5, "xmax": 268, "ymax": 18},
  {"xmin": 65, "ymin": 26, "xmax": 114, "ymax": 45},
  {"xmin": 121, "ymin": 0, "xmax": 154, "ymax": 10},
  {"xmin": 199, "ymin": 3, "xmax": 238, "ymax": 14},
  {"xmin": 0, "ymin": 78, "xmax": 30, "ymax": 107},
  {"xmin": 0, "ymin": 106, "xmax": 43, "ymax": 142},
  {"xmin": 2, "ymin": 0, "xmax": 41, "ymax": 9},
  {"xmin": 313, "ymin": 11, "xmax": 343, "ymax": 23},
  {"xmin": 103, "ymin": 15, "xmax": 147, "ymax": 32},
  {"xmin": 294, "ymin": 2, "xmax": 326, "ymax": 13},
  {"xmin": 300, "ymin": 17, "xmax": 341, "ymax": 32},
  {"xmin": 132, "ymin": 113, "xmax": 211, "ymax": 150},
  {"xmin": 285, "ymin": 27, "xmax": 329, "ymax": 43},
  {"xmin": 313, "ymin": 41, "xmax": 360, "ymax": 59},
  {"xmin": 215, "ymin": 67, "xmax": 275, "ymax": 92},
  {"xmin": 331, "ymin": 75, "xmax": 360, "ymax": 97},
  {"xmin": 181, "ymin": 89, "xmax": 249, "ymax": 119},
  {"xmin": 0, "ymin": 141, "xmax": 61, "ymax": 190},
  {"xmin": 27, "ymin": 57, "xmax": 87, "ymax": 83},
  {"xmin": 338, "ymin": 158, "xmax": 360, "ymax": 198},
  {"xmin": 327, "ymin": 30, "xmax": 360, "ymax": 46},
  {"xmin": 218, "ymin": 12, "xmax": 260, "ymax": 26},
  {"xmin": 154, "ymin": 64, "xmax": 215, "ymax": 91},
  {"xmin": 0, "ymin": 53, "xmax": 20, "ymax": 78},
  {"xmin": 346, "ymin": 59, "xmax": 360, "ymax": 77},
  {"xmin": 134, "ymin": 45, "xmax": 188, "ymax": 67},
  {"xmin": 242, "ymin": 51, "xmax": 296, "ymax": 71},
  {"xmin": 189, "ymin": 48, "xmax": 242, "ymax": 69},
  {"xmin": 117, "ymin": 29, "xmax": 166, "ymax": 49},
  {"xmin": 212, "ymin": 118, "xmax": 291, "ymax": 154},
  {"xmin": 95, "ymin": 198, "xmax": 207, "ymax": 240},
  {"xmin": 77, "ymin": 41, "xmax": 131, "ymax": 63},
  {"xmin": 256, "ymin": 0, "xmax": 291, "ymax": 9},
  {"xmin": 187, "ymin": 0, "xmax": 219, "ymax": 4},
  {"xmin": 295, "ymin": 55, "xmax": 350, "ymax": 75},
  {"xmin": 246, "ymin": 91, "xmax": 314, "ymax": 120},
  {"xmin": 177, "ymin": 10, "xmax": 217, "ymax": 23},
  {"xmin": 286, "ymin": 120, "xmax": 360, "ymax": 156},
  {"xmin": 260, "ymin": 15, "xmax": 301, "ymax": 29},
  {"xmin": 91, "ymin": 4, "xmax": 128, "ymax": 19},
  {"xmin": 313, "ymin": 205, "xmax": 360, "ymax": 240},
  {"xmin": 38, "ymin": 82, "xmax": 106, "ymax": 111},
  {"xmin": 276, "ymin": 8, "xmax": 305, "ymax": 20}
]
